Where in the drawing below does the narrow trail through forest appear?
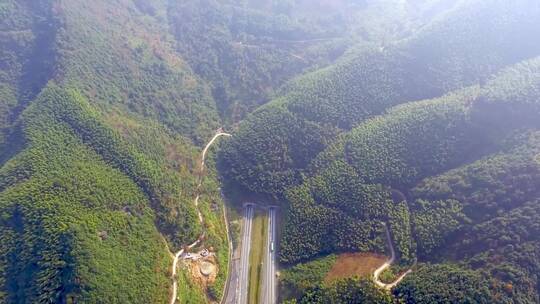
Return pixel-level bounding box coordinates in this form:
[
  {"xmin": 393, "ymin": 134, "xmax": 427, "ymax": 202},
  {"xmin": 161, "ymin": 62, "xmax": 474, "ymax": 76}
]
[
  {"xmin": 169, "ymin": 131, "xmax": 232, "ymax": 304},
  {"xmin": 373, "ymin": 223, "xmax": 412, "ymax": 290}
]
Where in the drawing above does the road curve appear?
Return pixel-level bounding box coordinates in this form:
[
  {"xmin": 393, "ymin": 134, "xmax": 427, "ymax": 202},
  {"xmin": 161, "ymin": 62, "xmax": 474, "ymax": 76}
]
[
  {"xmin": 169, "ymin": 131, "xmax": 232, "ymax": 304},
  {"xmin": 373, "ymin": 223, "xmax": 412, "ymax": 290},
  {"xmin": 201, "ymin": 132, "xmax": 232, "ymax": 169}
]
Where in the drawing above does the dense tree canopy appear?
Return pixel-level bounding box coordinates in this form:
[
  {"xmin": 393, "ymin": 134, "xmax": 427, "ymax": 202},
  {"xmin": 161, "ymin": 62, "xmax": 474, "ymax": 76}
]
[
  {"xmin": 219, "ymin": 0, "xmax": 540, "ymax": 197},
  {"xmin": 271, "ymin": 43, "xmax": 540, "ymax": 304},
  {"xmin": 393, "ymin": 264, "xmax": 493, "ymax": 304},
  {"xmin": 290, "ymin": 277, "xmax": 394, "ymax": 304},
  {"xmin": 2, "ymin": 0, "xmax": 540, "ymax": 302}
]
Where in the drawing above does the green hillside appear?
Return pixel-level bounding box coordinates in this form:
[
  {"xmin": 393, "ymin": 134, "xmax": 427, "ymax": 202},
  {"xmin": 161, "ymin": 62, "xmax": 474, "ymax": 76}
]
[
  {"xmin": 3, "ymin": 0, "xmax": 426, "ymax": 302},
  {"xmin": 274, "ymin": 55, "xmax": 540, "ymax": 301},
  {"xmin": 2, "ymin": 0, "xmax": 540, "ymax": 303},
  {"xmin": 0, "ymin": 0, "xmax": 226, "ymax": 302},
  {"xmin": 0, "ymin": 86, "xmax": 173, "ymax": 303},
  {"xmin": 219, "ymin": 0, "xmax": 540, "ymax": 197},
  {"xmin": 219, "ymin": 1, "xmax": 540, "ymax": 301},
  {"xmin": 167, "ymin": 0, "xmax": 456, "ymax": 123}
]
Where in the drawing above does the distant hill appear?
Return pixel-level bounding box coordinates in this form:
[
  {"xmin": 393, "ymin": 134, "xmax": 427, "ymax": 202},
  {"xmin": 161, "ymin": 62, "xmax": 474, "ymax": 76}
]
[{"xmin": 220, "ymin": 0, "xmax": 540, "ymax": 196}]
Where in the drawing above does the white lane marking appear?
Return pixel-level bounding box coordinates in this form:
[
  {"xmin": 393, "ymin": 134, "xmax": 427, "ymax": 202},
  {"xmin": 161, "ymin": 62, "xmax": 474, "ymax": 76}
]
[{"xmin": 238, "ymin": 205, "xmax": 253, "ymax": 304}]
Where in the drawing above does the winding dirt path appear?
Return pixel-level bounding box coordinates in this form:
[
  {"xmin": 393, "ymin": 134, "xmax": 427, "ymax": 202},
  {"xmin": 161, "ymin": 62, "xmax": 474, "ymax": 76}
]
[
  {"xmin": 373, "ymin": 223, "xmax": 412, "ymax": 290},
  {"xmin": 169, "ymin": 131, "xmax": 232, "ymax": 304}
]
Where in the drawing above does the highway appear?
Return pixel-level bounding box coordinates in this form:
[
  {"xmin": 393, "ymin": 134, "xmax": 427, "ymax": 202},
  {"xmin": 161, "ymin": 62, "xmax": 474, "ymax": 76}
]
[
  {"xmin": 261, "ymin": 207, "xmax": 277, "ymax": 304},
  {"xmin": 237, "ymin": 204, "xmax": 254, "ymax": 304}
]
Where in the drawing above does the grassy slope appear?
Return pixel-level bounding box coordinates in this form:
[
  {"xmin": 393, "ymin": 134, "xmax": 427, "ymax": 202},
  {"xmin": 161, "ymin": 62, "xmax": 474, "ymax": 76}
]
[
  {"xmin": 177, "ymin": 268, "xmax": 207, "ymax": 304},
  {"xmin": 198, "ymin": 144, "xmax": 232, "ymax": 301}
]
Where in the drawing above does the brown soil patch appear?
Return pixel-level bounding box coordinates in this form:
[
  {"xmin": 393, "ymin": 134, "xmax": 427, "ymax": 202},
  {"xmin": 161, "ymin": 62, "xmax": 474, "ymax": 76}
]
[
  {"xmin": 325, "ymin": 253, "xmax": 387, "ymax": 283},
  {"xmin": 185, "ymin": 255, "xmax": 218, "ymax": 288}
]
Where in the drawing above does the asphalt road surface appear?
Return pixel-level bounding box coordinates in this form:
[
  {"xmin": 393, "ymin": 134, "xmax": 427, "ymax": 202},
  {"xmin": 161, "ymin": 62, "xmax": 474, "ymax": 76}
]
[
  {"xmin": 262, "ymin": 207, "xmax": 277, "ymax": 304},
  {"xmin": 237, "ymin": 204, "xmax": 254, "ymax": 304}
]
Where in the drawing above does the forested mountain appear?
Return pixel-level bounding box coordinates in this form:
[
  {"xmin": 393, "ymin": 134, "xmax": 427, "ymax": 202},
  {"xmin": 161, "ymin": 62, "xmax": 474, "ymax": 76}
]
[
  {"xmin": 1, "ymin": 0, "xmax": 447, "ymax": 302},
  {"xmin": 218, "ymin": 0, "xmax": 540, "ymax": 303},
  {"xmin": 219, "ymin": 0, "xmax": 540, "ymax": 196},
  {"xmin": 1, "ymin": 0, "xmax": 539, "ymax": 303},
  {"xmin": 0, "ymin": 0, "xmax": 223, "ymax": 302},
  {"xmin": 277, "ymin": 59, "xmax": 540, "ymax": 301},
  {"xmin": 167, "ymin": 0, "xmax": 458, "ymax": 123}
]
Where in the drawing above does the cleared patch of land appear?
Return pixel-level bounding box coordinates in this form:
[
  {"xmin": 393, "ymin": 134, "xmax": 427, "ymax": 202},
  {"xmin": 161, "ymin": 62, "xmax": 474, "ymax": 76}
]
[
  {"xmin": 248, "ymin": 209, "xmax": 268, "ymax": 304},
  {"xmin": 324, "ymin": 253, "xmax": 387, "ymax": 283}
]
